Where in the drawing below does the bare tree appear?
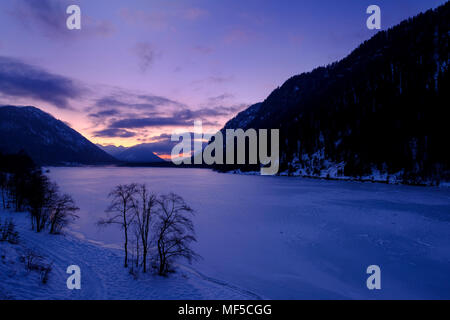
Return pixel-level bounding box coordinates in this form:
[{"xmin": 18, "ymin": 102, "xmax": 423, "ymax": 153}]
[
  {"xmin": 98, "ymin": 184, "xmax": 138, "ymax": 268},
  {"xmin": 154, "ymin": 193, "xmax": 199, "ymax": 276},
  {"xmin": 27, "ymin": 174, "xmax": 58, "ymax": 233},
  {"xmin": 134, "ymin": 184, "xmax": 157, "ymax": 273},
  {"xmin": 48, "ymin": 194, "xmax": 79, "ymax": 234}
]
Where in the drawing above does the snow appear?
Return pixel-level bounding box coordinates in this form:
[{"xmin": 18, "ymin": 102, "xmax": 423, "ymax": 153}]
[
  {"xmin": 2, "ymin": 167, "xmax": 450, "ymax": 299},
  {"xmin": 0, "ymin": 210, "xmax": 256, "ymax": 300},
  {"xmin": 283, "ymin": 150, "xmax": 446, "ymax": 186}
]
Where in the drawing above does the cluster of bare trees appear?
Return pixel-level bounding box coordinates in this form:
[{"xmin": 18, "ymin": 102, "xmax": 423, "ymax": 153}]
[
  {"xmin": 0, "ymin": 163, "xmax": 79, "ymax": 234},
  {"xmin": 25, "ymin": 172, "xmax": 79, "ymax": 234},
  {"xmin": 98, "ymin": 184, "xmax": 199, "ymax": 276}
]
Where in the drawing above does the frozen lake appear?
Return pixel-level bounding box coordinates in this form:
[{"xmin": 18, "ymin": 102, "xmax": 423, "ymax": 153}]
[{"xmin": 47, "ymin": 167, "xmax": 450, "ymax": 299}]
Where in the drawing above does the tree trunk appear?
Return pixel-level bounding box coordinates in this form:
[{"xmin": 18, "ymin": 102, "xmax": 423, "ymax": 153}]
[
  {"xmin": 124, "ymin": 226, "xmax": 128, "ymax": 268},
  {"xmin": 158, "ymin": 239, "xmax": 164, "ymax": 275},
  {"xmin": 143, "ymin": 248, "xmax": 147, "ymax": 273}
]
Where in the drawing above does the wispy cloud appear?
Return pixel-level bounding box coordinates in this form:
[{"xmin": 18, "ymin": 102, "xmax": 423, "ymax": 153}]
[
  {"xmin": 105, "ymin": 105, "xmax": 244, "ymax": 130},
  {"xmin": 95, "ymin": 97, "xmax": 156, "ymax": 111},
  {"xmin": 11, "ymin": 0, "xmax": 114, "ymax": 39},
  {"xmin": 0, "ymin": 56, "xmax": 84, "ymax": 109},
  {"xmin": 224, "ymin": 28, "xmax": 255, "ymax": 44},
  {"xmin": 184, "ymin": 8, "xmax": 209, "ymax": 21},
  {"xmin": 133, "ymin": 42, "xmax": 157, "ymax": 73},
  {"xmin": 193, "ymin": 45, "xmax": 214, "ymax": 55},
  {"xmin": 207, "ymin": 93, "xmax": 235, "ymax": 104},
  {"xmin": 119, "ymin": 8, "xmax": 172, "ymax": 31},
  {"xmin": 93, "ymin": 128, "xmax": 136, "ymax": 138}
]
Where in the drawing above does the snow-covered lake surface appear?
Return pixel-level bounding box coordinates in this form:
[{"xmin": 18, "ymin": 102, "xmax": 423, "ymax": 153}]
[{"xmin": 47, "ymin": 167, "xmax": 450, "ymax": 299}]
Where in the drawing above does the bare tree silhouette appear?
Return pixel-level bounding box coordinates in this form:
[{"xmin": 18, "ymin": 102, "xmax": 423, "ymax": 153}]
[
  {"xmin": 154, "ymin": 193, "xmax": 199, "ymax": 276},
  {"xmin": 134, "ymin": 184, "xmax": 157, "ymax": 273},
  {"xmin": 98, "ymin": 184, "xmax": 138, "ymax": 268}
]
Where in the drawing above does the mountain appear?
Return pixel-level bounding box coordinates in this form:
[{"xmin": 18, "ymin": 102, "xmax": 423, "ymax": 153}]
[
  {"xmin": 223, "ymin": 103, "xmax": 263, "ymax": 129},
  {"xmin": 0, "ymin": 106, "xmax": 117, "ymax": 166},
  {"xmin": 96, "ymin": 144, "xmax": 127, "ymax": 157},
  {"xmin": 217, "ymin": 3, "xmax": 449, "ymax": 185},
  {"xmin": 99, "ymin": 143, "xmax": 165, "ymax": 163}
]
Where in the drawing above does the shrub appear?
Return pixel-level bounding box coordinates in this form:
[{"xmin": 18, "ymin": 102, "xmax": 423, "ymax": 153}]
[{"xmin": 0, "ymin": 218, "xmax": 20, "ymax": 244}]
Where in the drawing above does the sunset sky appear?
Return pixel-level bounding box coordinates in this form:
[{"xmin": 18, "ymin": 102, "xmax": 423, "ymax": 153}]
[{"xmin": 0, "ymin": 0, "xmax": 443, "ymax": 157}]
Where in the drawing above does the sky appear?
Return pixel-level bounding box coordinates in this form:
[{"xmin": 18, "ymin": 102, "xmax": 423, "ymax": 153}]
[{"xmin": 0, "ymin": 0, "xmax": 445, "ymax": 157}]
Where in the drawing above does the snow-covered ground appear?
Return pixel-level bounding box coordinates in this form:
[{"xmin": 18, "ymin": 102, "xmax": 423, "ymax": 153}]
[
  {"xmin": 0, "ymin": 210, "xmax": 257, "ymax": 300},
  {"xmin": 2, "ymin": 167, "xmax": 450, "ymax": 299}
]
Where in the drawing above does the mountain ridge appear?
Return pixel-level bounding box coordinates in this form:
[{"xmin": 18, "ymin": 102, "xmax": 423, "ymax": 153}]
[
  {"xmin": 0, "ymin": 105, "xmax": 117, "ymax": 166},
  {"xmin": 98, "ymin": 143, "xmax": 166, "ymax": 163},
  {"xmin": 216, "ymin": 2, "xmax": 449, "ymax": 185}
]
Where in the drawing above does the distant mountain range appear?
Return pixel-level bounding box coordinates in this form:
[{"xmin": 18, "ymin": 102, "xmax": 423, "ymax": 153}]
[
  {"xmin": 0, "ymin": 106, "xmax": 117, "ymax": 166},
  {"xmin": 215, "ymin": 3, "xmax": 449, "ymax": 185},
  {"xmin": 98, "ymin": 144, "xmax": 165, "ymax": 163}
]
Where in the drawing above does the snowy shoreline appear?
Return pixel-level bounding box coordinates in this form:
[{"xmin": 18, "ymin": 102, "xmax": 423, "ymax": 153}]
[{"xmin": 225, "ymin": 168, "xmax": 449, "ymax": 187}]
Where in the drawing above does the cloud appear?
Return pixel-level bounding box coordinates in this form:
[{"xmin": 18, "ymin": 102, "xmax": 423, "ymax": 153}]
[
  {"xmin": 135, "ymin": 133, "xmax": 177, "ymax": 155},
  {"xmin": 12, "ymin": 0, "xmax": 67, "ymax": 37},
  {"xmin": 127, "ymin": 133, "xmax": 206, "ymax": 157},
  {"xmin": 87, "ymin": 89, "xmax": 246, "ymax": 141},
  {"xmin": 11, "ymin": 0, "xmax": 114, "ymax": 39},
  {"xmin": 192, "ymin": 75, "xmax": 235, "ymax": 87},
  {"xmin": 90, "ymin": 93, "xmax": 185, "ymax": 116},
  {"xmin": 93, "ymin": 128, "xmax": 136, "ymax": 138},
  {"xmin": 107, "ymin": 105, "xmax": 244, "ymax": 129},
  {"xmin": 184, "ymin": 8, "xmax": 209, "ymax": 21},
  {"xmin": 133, "ymin": 42, "xmax": 157, "ymax": 72},
  {"xmin": 95, "ymin": 97, "xmax": 156, "ymax": 111},
  {"xmin": 289, "ymin": 34, "xmax": 304, "ymax": 47},
  {"xmin": 88, "ymin": 109, "xmax": 120, "ymax": 119},
  {"xmin": 119, "ymin": 8, "xmax": 171, "ymax": 31},
  {"xmin": 83, "ymin": 16, "xmax": 116, "ymax": 38},
  {"xmin": 208, "ymin": 93, "xmax": 235, "ymax": 104},
  {"xmin": 224, "ymin": 28, "xmax": 254, "ymax": 44},
  {"xmin": 109, "ymin": 117, "xmax": 188, "ymax": 129},
  {"xmin": 0, "ymin": 56, "xmax": 84, "ymax": 109},
  {"xmin": 193, "ymin": 45, "xmax": 214, "ymax": 55},
  {"xmin": 137, "ymin": 95, "xmax": 186, "ymax": 108}
]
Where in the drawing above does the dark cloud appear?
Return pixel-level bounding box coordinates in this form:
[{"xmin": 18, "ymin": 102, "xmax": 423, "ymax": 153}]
[
  {"xmin": 107, "ymin": 106, "xmax": 242, "ymax": 129},
  {"xmin": 87, "ymin": 90, "xmax": 246, "ymax": 139},
  {"xmin": 12, "ymin": 0, "xmax": 67, "ymax": 38},
  {"xmin": 95, "ymin": 97, "xmax": 156, "ymax": 111},
  {"xmin": 110, "ymin": 117, "xmax": 188, "ymax": 129},
  {"xmin": 133, "ymin": 133, "xmax": 206, "ymax": 156},
  {"xmin": 134, "ymin": 42, "xmax": 156, "ymax": 72},
  {"xmin": 94, "ymin": 94, "xmax": 184, "ymax": 111},
  {"xmin": 0, "ymin": 56, "xmax": 84, "ymax": 109},
  {"xmin": 86, "ymin": 93, "xmax": 189, "ymax": 127},
  {"xmin": 137, "ymin": 95, "xmax": 186, "ymax": 108},
  {"xmin": 93, "ymin": 128, "xmax": 136, "ymax": 138},
  {"xmin": 88, "ymin": 109, "xmax": 120, "ymax": 119}
]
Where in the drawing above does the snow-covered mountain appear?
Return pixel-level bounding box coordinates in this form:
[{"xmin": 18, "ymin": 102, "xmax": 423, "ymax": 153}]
[
  {"xmin": 99, "ymin": 143, "xmax": 165, "ymax": 163},
  {"xmin": 0, "ymin": 106, "xmax": 117, "ymax": 165},
  {"xmin": 96, "ymin": 144, "xmax": 128, "ymax": 158}
]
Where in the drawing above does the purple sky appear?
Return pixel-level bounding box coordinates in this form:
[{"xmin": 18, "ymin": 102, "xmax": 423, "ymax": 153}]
[{"xmin": 0, "ymin": 0, "xmax": 444, "ymax": 154}]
